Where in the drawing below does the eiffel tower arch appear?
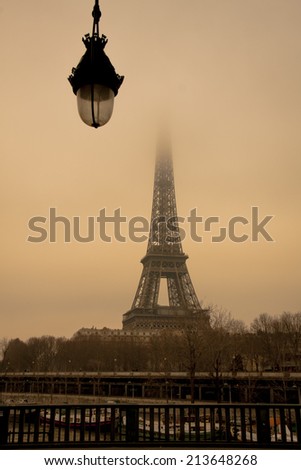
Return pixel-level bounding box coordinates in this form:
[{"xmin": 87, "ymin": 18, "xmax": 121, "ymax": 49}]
[{"xmin": 123, "ymin": 139, "xmax": 207, "ymax": 331}]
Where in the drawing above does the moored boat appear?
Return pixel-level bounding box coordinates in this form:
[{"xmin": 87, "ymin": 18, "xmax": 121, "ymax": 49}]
[{"xmin": 40, "ymin": 408, "xmax": 117, "ymax": 431}]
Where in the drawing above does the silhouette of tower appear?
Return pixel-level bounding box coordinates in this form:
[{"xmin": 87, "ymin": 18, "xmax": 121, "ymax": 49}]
[{"xmin": 123, "ymin": 137, "xmax": 205, "ymax": 331}]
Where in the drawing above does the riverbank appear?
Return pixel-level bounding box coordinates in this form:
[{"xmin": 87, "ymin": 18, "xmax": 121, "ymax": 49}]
[{"xmin": 0, "ymin": 392, "xmax": 189, "ymax": 406}]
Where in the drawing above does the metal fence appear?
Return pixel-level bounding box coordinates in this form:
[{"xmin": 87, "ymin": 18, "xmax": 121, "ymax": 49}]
[{"xmin": 0, "ymin": 403, "xmax": 301, "ymax": 449}]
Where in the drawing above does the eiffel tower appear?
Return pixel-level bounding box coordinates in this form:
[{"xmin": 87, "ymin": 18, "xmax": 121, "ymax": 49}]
[{"xmin": 123, "ymin": 138, "xmax": 205, "ymax": 331}]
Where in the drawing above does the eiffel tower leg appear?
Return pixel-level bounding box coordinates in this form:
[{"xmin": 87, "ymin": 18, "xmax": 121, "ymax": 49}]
[
  {"xmin": 167, "ymin": 276, "xmax": 184, "ymax": 307},
  {"xmin": 178, "ymin": 272, "xmax": 202, "ymax": 310},
  {"xmin": 132, "ymin": 268, "xmax": 160, "ymax": 310},
  {"xmin": 167, "ymin": 271, "xmax": 201, "ymax": 310}
]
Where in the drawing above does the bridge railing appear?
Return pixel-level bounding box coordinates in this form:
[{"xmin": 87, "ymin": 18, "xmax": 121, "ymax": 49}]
[{"xmin": 0, "ymin": 403, "xmax": 301, "ymax": 449}]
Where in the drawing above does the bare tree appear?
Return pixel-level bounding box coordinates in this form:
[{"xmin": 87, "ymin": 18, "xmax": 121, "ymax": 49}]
[
  {"xmin": 251, "ymin": 312, "xmax": 293, "ymax": 371},
  {"xmin": 280, "ymin": 312, "xmax": 301, "ymax": 371},
  {"xmin": 177, "ymin": 311, "xmax": 210, "ymax": 403},
  {"xmin": 27, "ymin": 336, "xmax": 59, "ymax": 371},
  {"xmin": 0, "ymin": 338, "xmax": 9, "ymax": 363},
  {"xmin": 2, "ymin": 338, "xmax": 29, "ymax": 371},
  {"xmin": 203, "ymin": 306, "xmax": 246, "ymax": 401}
]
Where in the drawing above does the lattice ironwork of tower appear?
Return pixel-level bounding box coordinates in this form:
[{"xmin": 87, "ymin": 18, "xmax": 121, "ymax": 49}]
[{"xmin": 123, "ymin": 140, "xmax": 206, "ymax": 331}]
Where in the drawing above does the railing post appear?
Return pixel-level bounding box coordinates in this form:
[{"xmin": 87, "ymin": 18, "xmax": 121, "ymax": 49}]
[
  {"xmin": 256, "ymin": 406, "xmax": 270, "ymax": 444},
  {"xmin": 64, "ymin": 408, "xmax": 71, "ymax": 443},
  {"xmin": 295, "ymin": 405, "xmax": 301, "ymax": 444},
  {"xmin": 240, "ymin": 406, "xmax": 247, "ymax": 442},
  {"xmin": 225, "ymin": 407, "xmax": 232, "ymax": 441},
  {"xmin": 33, "ymin": 407, "xmax": 41, "ymax": 443},
  {"xmin": 126, "ymin": 406, "xmax": 139, "ymax": 442},
  {"xmin": 0, "ymin": 409, "xmax": 10, "ymax": 447},
  {"xmin": 279, "ymin": 407, "xmax": 287, "ymax": 443},
  {"xmin": 18, "ymin": 409, "xmax": 25, "ymax": 445},
  {"xmin": 48, "ymin": 408, "xmax": 55, "ymax": 443}
]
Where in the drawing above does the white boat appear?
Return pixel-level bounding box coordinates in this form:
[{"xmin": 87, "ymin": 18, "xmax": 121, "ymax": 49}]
[
  {"xmin": 40, "ymin": 409, "xmax": 116, "ymax": 431},
  {"xmin": 237, "ymin": 424, "xmax": 297, "ymax": 443},
  {"xmin": 137, "ymin": 417, "xmax": 214, "ymax": 437}
]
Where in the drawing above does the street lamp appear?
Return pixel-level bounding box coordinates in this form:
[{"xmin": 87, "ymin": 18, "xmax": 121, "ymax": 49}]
[{"xmin": 68, "ymin": 0, "xmax": 124, "ymax": 128}]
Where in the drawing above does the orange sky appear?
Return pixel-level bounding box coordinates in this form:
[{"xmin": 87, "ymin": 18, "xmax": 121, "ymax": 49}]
[{"xmin": 0, "ymin": 0, "xmax": 300, "ymax": 340}]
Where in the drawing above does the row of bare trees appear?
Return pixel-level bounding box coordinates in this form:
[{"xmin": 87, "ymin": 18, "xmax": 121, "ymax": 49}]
[
  {"xmin": 1, "ymin": 310, "xmax": 301, "ymax": 379},
  {"xmin": 250, "ymin": 311, "xmax": 301, "ymax": 371}
]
